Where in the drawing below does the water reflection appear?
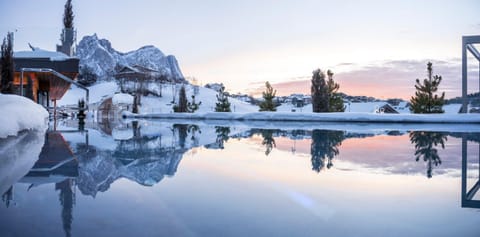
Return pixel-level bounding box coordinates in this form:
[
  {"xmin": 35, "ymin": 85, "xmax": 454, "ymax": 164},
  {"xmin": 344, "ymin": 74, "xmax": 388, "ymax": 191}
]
[
  {"xmin": 205, "ymin": 126, "xmax": 230, "ymax": 150},
  {"xmin": 461, "ymin": 134, "xmax": 480, "ymax": 208},
  {"xmin": 311, "ymin": 130, "xmax": 345, "ymax": 172},
  {"xmin": 409, "ymin": 131, "xmax": 448, "ymax": 178},
  {"xmin": 1, "ymin": 121, "xmax": 480, "ymax": 236},
  {"xmin": 260, "ymin": 129, "xmax": 277, "ymax": 156},
  {"xmin": 0, "ymin": 129, "xmax": 45, "ymax": 200}
]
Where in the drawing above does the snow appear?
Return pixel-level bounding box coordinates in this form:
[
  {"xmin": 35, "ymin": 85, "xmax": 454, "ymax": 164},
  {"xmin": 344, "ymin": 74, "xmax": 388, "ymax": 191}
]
[
  {"xmin": 77, "ymin": 34, "xmax": 184, "ymax": 80},
  {"xmin": 112, "ymin": 127, "xmax": 133, "ymax": 140},
  {"xmin": 443, "ymin": 104, "xmax": 462, "ymax": 114},
  {"xmin": 14, "ymin": 48, "xmax": 70, "ymax": 61},
  {"xmin": 0, "ymin": 130, "xmax": 45, "ymax": 194},
  {"xmin": 0, "ymin": 94, "xmax": 49, "ymax": 138},
  {"xmin": 347, "ymin": 102, "xmax": 389, "ymax": 113},
  {"xmin": 126, "ymin": 111, "xmax": 480, "ymax": 124},
  {"xmin": 58, "ymin": 81, "xmax": 118, "ymax": 106},
  {"xmin": 57, "ymin": 80, "xmax": 471, "ymax": 126},
  {"xmin": 138, "ymin": 84, "xmax": 257, "ymax": 114},
  {"xmin": 58, "ymin": 82, "xmax": 257, "ymax": 114},
  {"xmin": 278, "ymin": 102, "xmax": 390, "ymax": 113},
  {"xmin": 112, "ymin": 93, "xmax": 133, "ymax": 105}
]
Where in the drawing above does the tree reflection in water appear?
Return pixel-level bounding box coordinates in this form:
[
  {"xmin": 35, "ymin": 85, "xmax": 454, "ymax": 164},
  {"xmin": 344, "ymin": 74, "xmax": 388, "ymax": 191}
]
[
  {"xmin": 409, "ymin": 131, "xmax": 448, "ymax": 178},
  {"xmin": 215, "ymin": 126, "xmax": 230, "ymax": 149},
  {"xmin": 310, "ymin": 130, "xmax": 345, "ymax": 172},
  {"xmin": 173, "ymin": 124, "xmax": 201, "ymax": 148},
  {"xmin": 261, "ymin": 129, "xmax": 277, "ymax": 156}
]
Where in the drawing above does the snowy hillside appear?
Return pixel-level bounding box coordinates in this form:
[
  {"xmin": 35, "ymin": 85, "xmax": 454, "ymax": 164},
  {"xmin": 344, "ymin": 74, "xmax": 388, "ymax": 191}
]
[
  {"xmin": 140, "ymin": 84, "xmax": 257, "ymax": 114},
  {"xmin": 76, "ymin": 34, "xmax": 185, "ymax": 81},
  {"xmin": 58, "ymin": 82, "xmax": 258, "ymax": 113}
]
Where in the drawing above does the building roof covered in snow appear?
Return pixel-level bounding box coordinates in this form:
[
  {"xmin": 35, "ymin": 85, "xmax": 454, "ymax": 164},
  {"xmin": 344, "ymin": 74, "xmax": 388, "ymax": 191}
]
[
  {"xmin": 346, "ymin": 102, "xmax": 399, "ymax": 113},
  {"xmin": 14, "ymin": 48, "xmax": 71, "ymax": 61}
]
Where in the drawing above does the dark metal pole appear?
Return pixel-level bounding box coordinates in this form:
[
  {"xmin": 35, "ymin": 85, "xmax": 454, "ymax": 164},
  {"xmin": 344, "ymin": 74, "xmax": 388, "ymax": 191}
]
[
  {"xmin": 20, "ymin": 69, "xmax": 24, "ymax": 96},
  {"xmin": 461, "ymin": 135, "xmax": 467, "ymax": 207},
  {"xmin": 462, "ymin": 38, "xmax": 468, "ymax": 113}
]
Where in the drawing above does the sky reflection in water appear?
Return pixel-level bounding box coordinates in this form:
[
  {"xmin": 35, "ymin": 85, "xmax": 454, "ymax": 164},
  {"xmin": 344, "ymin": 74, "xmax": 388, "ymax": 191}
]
[{"xmin": 0, "ymin": 121, "xmax": 479, "ymax": 237}]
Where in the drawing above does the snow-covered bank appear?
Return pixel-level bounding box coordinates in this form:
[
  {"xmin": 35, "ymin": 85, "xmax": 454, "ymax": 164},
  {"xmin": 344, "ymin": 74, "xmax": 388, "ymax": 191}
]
[
  {"xmin": 125, "ymin": 111, "xmax": 480, "ymax": 124},
  {"xmin": 0, "ymin": 130, "xmax": 45, "ymax": 194},
  {"xmin": 122, "ymin": 118, "xmax": 480, "ymax": 133},
  {"xmin": 0, "ymin": 94, "xmax": 49, "ymax": 138}
]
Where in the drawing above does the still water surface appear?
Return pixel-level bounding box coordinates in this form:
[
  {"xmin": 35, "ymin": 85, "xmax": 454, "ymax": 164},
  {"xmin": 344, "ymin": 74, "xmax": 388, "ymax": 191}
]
[{"xmin": 0, "ymin": 121, "xmax": 479, "ymax": 237}]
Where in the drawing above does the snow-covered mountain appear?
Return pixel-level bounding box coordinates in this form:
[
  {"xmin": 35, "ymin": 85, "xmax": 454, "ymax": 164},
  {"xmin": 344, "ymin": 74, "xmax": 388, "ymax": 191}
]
[{"xmin": 76, "ymin": 34, "xmax": 185, "ymax": 82}]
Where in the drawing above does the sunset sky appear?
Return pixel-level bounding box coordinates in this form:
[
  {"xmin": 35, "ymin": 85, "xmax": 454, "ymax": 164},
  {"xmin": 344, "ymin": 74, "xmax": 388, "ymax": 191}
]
[{"xmin": 1, "ymin": 0, "xmax": 479, "ymax": 99}]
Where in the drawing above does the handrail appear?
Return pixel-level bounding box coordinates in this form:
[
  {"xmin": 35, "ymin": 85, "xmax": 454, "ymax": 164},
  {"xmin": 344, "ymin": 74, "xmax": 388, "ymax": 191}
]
[{"xmin": 20, "ymin": 67, "xmax": 89, "ymax": 108}]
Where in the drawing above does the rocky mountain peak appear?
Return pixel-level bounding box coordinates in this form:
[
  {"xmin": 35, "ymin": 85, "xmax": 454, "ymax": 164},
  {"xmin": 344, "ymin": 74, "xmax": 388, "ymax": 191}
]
[{"xmin": 76, "ymin": 34, "xmax": 185, "ymax": 82}]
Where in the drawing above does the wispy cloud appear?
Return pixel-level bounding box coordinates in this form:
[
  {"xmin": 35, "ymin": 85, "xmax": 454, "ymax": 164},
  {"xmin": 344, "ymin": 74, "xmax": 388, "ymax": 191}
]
[{"xmin": 251, "ymin": 59, "xmax": 478, "ymax": 99}]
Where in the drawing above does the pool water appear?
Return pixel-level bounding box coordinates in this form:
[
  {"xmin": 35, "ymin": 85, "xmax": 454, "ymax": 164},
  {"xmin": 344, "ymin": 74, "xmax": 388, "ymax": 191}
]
[{"xmin": 1, "ymin": 121, "xmax": 479, "ymax": 237}]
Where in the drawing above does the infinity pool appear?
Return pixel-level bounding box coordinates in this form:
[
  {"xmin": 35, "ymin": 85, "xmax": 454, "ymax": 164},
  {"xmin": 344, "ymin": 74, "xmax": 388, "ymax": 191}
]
[{"xmin": 1, "ymin": 121, "xmax": 479, "ymax": 237}]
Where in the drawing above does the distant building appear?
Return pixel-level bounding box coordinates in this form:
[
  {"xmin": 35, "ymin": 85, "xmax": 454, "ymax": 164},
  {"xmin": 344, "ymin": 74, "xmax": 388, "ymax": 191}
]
[
  {"xmin": 115, "ymin": 65, "xmax": 166, "ymax": 96},
  {"xmin": 346, "ymin": 102, "xmax": 399, "ymax": 114},
  {"xmin": 205, "ymin": 83, "xmax": 224, "ymax": 92}
]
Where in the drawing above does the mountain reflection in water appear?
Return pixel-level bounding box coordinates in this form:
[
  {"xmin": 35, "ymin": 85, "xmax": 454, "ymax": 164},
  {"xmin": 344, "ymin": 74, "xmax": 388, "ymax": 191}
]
[{"xmin": 1, "ymin": 120, "xmax": 480, "ymax": 237}]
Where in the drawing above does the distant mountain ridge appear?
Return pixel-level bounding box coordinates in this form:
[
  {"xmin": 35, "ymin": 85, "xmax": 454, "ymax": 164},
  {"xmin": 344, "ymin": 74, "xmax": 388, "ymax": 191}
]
[{"xmin": 76, "ymin": 34, "xmax": 185, "ymax": 82}]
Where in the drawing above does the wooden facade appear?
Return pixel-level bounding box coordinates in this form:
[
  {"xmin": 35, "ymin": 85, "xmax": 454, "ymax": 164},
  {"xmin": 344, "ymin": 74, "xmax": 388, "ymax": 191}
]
[{"xmin": 12, "ymin": 54, "xmax": 79, "ymax": 107}]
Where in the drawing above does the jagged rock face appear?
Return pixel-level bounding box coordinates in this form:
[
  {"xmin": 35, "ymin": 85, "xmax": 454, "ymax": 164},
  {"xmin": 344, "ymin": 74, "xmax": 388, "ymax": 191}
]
[
  {"xmin": 76, "ymin": 145, "xmax": 186, "ymax": 197},
  {"xmin": 76, "ymin": 34, "xmax": 185, "ymax": 82}
]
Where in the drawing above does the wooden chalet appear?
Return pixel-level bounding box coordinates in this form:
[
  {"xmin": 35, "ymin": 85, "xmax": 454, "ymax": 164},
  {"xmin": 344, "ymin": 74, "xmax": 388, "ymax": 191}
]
[
  {"xmin": 12, "ymin": 48, "xmax": 79, "ymax": 107},
  {"xmin": 115, "ymin": 65, "xmax": 163, "ymax": 81}
]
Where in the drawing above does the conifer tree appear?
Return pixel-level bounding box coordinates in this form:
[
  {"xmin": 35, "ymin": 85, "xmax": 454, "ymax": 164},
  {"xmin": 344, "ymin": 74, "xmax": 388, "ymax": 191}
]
[
  {"xmin": 311, "ymin": 69, "xmax": 329, "ymax": 112},
  {"xmin": 259, "ymin": 81, "xmax": 277, "ymax": 111},
  {"xmin": 173, "ymin": 85, "xmax": 188, "ymax": 112},
  {"xmin": 187, "ymin": 95, "xmax": 201, "ymax": 113},
  {"xmin": 1, "ymin": 32, "xmax": 14, "ymax": 94},
  {"xmin": 215, "ymin": 85, "xmax": 231, "ymax": 112},
  {"xmin": 63, "ymin": 0, "xmax": 74, "ymax": 29},
  {"xmin": 173, "ymin": 85, "xmax": 201, "ymax": 113},
  {"xmin": 326, "ymin": 70, "xmax": 345, "ymax": 112},
  {"xmin": 410, "ymin": 62, "xmax": 445, "ymax": 113}
]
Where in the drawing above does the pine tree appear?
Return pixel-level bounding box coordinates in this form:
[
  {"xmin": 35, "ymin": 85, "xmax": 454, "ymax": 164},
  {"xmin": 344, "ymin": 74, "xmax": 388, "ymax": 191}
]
[
  {"xmin": 173, "ymin": 85, "xmax": 188, "ymax": 112},
  {"xmin": 311, "ymin": 69, "xmax": 329, "ymax": 112},
  {"xmin": 326, "ymin": 70, "xmax": 345, "ymax": 112},
  {"xmin": 1, "ymin": 32, "xmax": 14, "ymax": 94},
  {"xmin": 410, "ymin": 62, "xmax": 445, "ymax": 113},
  {"xmin": 187, "ymin": 95, "xmax": 201, "ymax": 113},
  {"xmin": 63, "ymin": 0, "xmax": 74, "ymax": 29},
  {"xmin": 173, "ymin": 85, "xmax": 201, "ymax": 113},
  {"xmin": 215, "ymin": 85, "xmax": 231, "ymax": 112},
  {"xmin": 259, "ymin": 81, "xmax": 277, "ymax": 111}
]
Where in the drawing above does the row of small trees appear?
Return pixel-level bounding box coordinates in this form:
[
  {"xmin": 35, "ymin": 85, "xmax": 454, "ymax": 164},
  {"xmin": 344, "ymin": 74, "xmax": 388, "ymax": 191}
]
[
  {"xmin": 258, "ymin": 69, "xmax": 345, "ymax": 112},
  {"xmin": 172, "ymin": 84, "xmax": 231, "ymax": 113},
  {"xmin": 257, "ymin": 62, "xmax": 445, "ymax": 114},
  {"xmin": 172, "ymin": 61, "xmax": 445, "ymax": 114}
]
